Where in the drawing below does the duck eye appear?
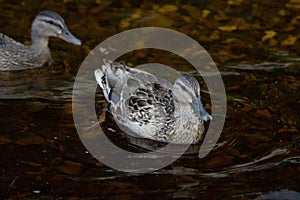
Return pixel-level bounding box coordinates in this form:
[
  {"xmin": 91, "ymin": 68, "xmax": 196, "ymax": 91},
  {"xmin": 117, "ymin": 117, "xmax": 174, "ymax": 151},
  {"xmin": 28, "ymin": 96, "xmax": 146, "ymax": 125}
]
[
  {"xmin": 46, "ymin": 20, "xmax": 55, "ymax": 25},
  {"xmin": 43, "ymin": 20, "xmax": 64, "ymax": 31}
]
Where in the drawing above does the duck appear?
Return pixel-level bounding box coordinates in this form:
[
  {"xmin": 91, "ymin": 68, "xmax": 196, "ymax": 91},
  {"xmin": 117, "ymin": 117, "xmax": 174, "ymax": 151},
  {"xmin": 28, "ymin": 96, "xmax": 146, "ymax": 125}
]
[
  {"xmin": 0, "ymin": 10, "xmax": 81, "ymax": 71},
  {"xmin": 94, "ymin": 60, "xmax": 212, "ymax": 144}
]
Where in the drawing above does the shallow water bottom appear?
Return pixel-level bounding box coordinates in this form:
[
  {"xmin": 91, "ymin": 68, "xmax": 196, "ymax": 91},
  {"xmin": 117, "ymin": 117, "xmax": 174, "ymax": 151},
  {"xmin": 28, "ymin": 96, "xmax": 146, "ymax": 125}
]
[{"xmin": 1, "ymin": 58, "xmax": 299, "ymax": 199}]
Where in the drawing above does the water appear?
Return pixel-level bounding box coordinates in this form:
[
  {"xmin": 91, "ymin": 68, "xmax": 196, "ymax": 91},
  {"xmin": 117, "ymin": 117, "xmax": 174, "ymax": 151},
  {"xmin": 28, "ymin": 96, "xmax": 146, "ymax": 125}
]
[{"xmin": 1, "ymin": 1, "xmax": 300, "ymax": 199}]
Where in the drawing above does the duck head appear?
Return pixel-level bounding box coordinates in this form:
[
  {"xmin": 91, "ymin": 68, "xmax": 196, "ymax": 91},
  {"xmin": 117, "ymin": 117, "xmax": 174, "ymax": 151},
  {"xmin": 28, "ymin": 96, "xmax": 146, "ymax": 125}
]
[
  {"xmin": 31, "ymin": 10, "xmax": 82, "ymax": 46},
  {"xmin": 174, "ymin": 73, "xmax": 212, "ymax": 121}
]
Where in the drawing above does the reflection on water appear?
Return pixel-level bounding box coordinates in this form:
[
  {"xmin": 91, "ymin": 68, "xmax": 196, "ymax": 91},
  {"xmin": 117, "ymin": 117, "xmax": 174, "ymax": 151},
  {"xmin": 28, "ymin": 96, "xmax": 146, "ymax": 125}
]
[
  {"xmin": 0, "ymin": 68, "xmax": 74, "ymax": 101},
  {"xmin": 253, "ymin": 189, "xmax": 300, "ymax": 200},
  {"xmin": 1, "ymin": 1, "xmax": 300, "ymax": 199},
  {"xmin": 1, "ymin": 55, "xmax": 299, "ymax": 199}
]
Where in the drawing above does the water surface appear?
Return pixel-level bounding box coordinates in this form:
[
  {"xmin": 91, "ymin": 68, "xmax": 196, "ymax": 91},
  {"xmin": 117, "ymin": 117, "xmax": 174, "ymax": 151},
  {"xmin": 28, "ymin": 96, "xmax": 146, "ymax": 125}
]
[{"xmin": 0, "ymin": 0, "xmax": 299, "ymax": 199}]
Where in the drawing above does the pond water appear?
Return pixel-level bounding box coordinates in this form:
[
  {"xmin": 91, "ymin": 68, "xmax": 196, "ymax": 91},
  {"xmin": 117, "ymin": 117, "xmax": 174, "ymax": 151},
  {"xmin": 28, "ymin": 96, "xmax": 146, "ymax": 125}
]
[{"xmin": 1, "ymin": 0, "xmax": 299, "ymax": 199}]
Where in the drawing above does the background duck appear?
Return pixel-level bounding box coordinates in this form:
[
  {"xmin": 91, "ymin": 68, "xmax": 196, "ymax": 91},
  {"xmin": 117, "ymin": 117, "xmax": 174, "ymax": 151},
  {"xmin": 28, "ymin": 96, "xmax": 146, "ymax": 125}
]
[
  {"xmin": 0, "ymin": 10, "xmax": 81, "ymax": 71},
  {"xmin": 95, "ymin": 61, "xmax": 212, "ymax": 144}
]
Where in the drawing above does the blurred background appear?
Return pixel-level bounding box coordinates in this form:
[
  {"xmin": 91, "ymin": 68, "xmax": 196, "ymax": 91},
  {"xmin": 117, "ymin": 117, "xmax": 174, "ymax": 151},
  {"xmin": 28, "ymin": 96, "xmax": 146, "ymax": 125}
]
[{"xmin": 0, "ymin": 0, "xmax": 299, "ymax": 199}]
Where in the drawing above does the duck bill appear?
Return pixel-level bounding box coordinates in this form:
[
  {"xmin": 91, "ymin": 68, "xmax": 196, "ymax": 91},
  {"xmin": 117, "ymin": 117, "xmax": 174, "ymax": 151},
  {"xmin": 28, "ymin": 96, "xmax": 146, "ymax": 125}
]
[
  {"xmin": 59, "ymin": 28, "xmax": 82, "ymax": 45},
  {"xmin": 194, "ymin": 97, "xmax": 212, "ymax": 121}
]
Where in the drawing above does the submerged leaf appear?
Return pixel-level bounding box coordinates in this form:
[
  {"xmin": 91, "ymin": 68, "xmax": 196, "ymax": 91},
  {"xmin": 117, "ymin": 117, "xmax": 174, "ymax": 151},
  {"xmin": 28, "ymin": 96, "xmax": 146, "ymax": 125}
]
[
  {"xmin": 158, "ymin": 5, "xmax": 178, "ymax": 13},
  {"xmin": 218, "ymin": 25, "xmax": 237, "ymax": 32},
  {"xmin": 281, "ymin": 35, "xmax": 298, "ymax": 46},
  {"xmin": 262, "ymin": 30, "xmax": 277, "ymax": 41}
]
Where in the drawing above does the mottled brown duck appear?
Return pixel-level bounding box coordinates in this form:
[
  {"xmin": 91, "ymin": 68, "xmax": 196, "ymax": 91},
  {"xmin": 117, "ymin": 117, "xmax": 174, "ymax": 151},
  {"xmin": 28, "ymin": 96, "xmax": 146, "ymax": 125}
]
[
  {"xmin": 94, "ymin": 60, "xmax": 212, "ymax": 144},
  {"xmin": 0, "ymin": 10, "xmax": 81, "ymax": 71}
]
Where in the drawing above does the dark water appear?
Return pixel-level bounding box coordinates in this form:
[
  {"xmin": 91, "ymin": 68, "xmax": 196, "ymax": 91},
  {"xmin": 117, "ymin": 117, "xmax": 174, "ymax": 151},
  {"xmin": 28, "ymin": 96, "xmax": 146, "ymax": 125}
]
[{"xmin": 1, "ymin": 0, "xmax": 300, "ymax": 199}]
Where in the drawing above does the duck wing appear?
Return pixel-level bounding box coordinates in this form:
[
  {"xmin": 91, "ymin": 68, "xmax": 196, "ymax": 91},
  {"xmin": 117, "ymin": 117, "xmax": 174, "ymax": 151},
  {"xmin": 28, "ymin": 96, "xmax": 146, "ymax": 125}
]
[
  {"xmin": 0, "ymin": 33, "xmax": 24, "ymax": 48},
  {"xmin": 95, "ymin": 61, "xmax": 177, "ymax": 141}
]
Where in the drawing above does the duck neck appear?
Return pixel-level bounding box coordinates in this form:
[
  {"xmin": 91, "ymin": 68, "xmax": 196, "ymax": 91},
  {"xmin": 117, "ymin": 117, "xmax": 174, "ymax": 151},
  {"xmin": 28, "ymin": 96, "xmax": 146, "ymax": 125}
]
[{"xmin": 30, "ymin": 30, "xmax": 49, "ymax": 47}]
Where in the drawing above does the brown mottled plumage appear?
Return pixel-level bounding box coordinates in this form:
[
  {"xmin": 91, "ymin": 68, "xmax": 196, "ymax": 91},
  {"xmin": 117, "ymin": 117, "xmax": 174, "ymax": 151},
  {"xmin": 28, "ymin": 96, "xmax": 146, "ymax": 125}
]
[
  {"xmin": 0, "ymin": 10, "xmax": 81, "ymax": 71},
  {"xmin": 94, "ymin": 61, "xmax": 212, "ymax": 144}
]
